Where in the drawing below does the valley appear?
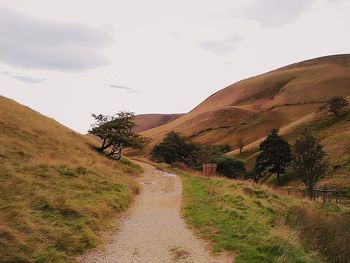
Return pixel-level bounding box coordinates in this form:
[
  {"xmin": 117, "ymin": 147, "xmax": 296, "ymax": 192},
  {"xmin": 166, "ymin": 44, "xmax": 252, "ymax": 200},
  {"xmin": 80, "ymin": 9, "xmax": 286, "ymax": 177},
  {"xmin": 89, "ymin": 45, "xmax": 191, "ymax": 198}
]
[{"xmin": 1, "ymin": 54, "xmax": 350, "ymax": 263}]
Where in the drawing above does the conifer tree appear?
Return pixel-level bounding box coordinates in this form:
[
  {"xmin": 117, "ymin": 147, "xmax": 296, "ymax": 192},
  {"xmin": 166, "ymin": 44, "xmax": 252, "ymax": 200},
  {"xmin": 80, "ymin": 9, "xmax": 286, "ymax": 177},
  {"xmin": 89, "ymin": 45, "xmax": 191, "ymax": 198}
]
[{"xmin": 254, "ymin": 129, "xmax": 292, "ymax": 184}]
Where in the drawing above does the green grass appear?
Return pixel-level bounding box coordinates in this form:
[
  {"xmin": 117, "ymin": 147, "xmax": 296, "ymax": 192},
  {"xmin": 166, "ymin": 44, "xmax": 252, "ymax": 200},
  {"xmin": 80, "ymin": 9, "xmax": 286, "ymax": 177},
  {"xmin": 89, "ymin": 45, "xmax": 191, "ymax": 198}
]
[
  {"xmin": 180, "ymin": 175, "xmax": 319, "ymax": 263},
  {"xmin": 153, "ymin": 162, "xmax": 321, "ymax": 263},
  {"xmin": 128, "ymin": 159, "xmax": 350, "ymax": 263}
]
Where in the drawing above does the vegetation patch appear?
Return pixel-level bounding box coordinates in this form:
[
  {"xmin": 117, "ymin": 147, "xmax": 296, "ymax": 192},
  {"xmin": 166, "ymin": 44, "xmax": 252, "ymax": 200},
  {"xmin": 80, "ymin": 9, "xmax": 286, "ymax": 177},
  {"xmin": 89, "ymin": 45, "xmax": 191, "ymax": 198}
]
[
  {"xmin": 156, "ymin": 164, "xmax": 319, "ymax": 263},
  {"xmin": 0, "ymin": 97, "xmax": 142, "ymax": 262}
]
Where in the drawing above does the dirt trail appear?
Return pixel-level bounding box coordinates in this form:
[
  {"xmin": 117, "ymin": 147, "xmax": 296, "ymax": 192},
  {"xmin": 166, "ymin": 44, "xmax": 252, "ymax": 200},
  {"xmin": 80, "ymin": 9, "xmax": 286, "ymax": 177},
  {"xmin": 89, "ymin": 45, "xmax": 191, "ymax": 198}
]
[{"xmin": 79, "ymin": 161, "xmax": 230, "ymax": 263}]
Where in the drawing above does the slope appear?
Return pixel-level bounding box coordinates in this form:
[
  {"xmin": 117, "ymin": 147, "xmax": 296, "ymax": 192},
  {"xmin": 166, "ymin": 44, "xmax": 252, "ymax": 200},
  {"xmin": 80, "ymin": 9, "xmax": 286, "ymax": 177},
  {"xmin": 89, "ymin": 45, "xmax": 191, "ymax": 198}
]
[
  {"xmin": 142, "ymin": 54, "xmax": 350, "ymax": 148},
  {"xmin": 133, "ymin": 113, "xmax": 184, "ymax": 133},
  {"xmin": 249, "ymin": 106, "xmax": 350, "ymax": 193},
  {"xmin": 0, "ymin": 96, "xmax": 141, "ymax": 262}
]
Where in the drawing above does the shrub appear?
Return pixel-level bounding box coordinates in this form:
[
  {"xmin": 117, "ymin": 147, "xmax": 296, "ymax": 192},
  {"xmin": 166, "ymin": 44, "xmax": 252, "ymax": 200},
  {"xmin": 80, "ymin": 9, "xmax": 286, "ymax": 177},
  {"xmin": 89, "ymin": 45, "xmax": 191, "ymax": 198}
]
[
  {"xmin": 215, "ymin": 144, "xmax": 232, "ymax": 153},
  {"xmin": 213, "ymin": 156, "xmax": 246, "ymax": 178},
  {"xmin": 56, "ymin": 165, "xmax": 76, "ymax": 177},
  {"xmin": 325, "ymin": 96, "xmax": 349, "ymax": 117}
]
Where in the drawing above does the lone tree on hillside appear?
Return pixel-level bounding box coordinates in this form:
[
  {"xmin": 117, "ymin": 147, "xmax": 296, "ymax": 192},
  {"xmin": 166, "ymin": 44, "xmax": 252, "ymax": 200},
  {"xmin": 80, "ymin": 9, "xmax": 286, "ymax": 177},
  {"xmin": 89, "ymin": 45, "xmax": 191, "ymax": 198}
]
[
  {"xmin": 326, "ymin": 96, "xmax": 349, "ymax": 117},
  {"xmin": 89, "ymin": 112, "xmax": 147, "ymax": 159},
  {"xmin": 254, "ymin": 129, "xmax": 292, "ymax": 184},
  {"xmin": 293, "ymin": 131, "xmax": 327, "ymax": 198},
  {"xmin": 236, "ymin": 138, "xmax": 245, "ymax": 155}
]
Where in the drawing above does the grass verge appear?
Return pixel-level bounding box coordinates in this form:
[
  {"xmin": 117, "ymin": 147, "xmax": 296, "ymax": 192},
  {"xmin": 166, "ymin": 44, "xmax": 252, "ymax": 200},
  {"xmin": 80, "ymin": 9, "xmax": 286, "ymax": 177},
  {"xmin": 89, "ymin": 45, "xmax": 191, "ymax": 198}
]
[{"xmin": 151, "ymin": 163, "xmax": 320, "ymax": 263}]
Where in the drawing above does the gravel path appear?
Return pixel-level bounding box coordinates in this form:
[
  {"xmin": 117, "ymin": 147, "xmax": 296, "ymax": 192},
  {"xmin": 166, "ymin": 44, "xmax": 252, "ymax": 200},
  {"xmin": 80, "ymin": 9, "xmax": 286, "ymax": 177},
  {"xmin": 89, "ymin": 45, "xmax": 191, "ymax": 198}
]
[{"xmin": 79, "ymin": 161, "xmax": 231, "ymax": 263}]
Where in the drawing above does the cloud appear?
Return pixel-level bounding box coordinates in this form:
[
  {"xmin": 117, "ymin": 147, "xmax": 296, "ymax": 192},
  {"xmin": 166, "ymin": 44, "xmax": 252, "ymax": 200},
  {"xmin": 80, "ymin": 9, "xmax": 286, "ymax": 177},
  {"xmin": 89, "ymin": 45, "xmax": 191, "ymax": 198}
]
[
  {"xmin": 1, "ymin": 70, "xmax": 10, "ymax": 75},
  {"xmin": 109, "ymin": 84, "xmax": 138, "ymax": 93},
  {"xmin": 1, "ymin": 68, "xmax": 45, "ymax": 83},
  {"xmin": 199, "ymin": 35, "xmax": 243, "ymax": 55},
  {"xmin": 234, "ymin": 0, "xmax": 315, "ymax": 28},
  {"xmin": 11, "ymin": 75, "xmax": 45, "ymax": 83},
  {"xmin": 0, "ymin": 6, "xmax": 113, "ymax": 72}
]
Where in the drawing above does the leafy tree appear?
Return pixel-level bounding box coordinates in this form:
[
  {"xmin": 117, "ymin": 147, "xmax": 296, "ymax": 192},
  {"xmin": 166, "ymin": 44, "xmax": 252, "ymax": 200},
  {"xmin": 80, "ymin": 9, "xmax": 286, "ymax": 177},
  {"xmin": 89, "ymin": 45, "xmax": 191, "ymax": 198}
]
[
  {"xmin": 216, "ymin": 144, "xmax": 232, "ymax": 154},
  {"xmin": 254, "ymin": 129, "xmax": 292, "ymax": 184},
  {"xmin": 293, "ymin": 131, "xmax": 327, "ymax": 198},
  {"xmin": 236, "ymin": 138, "xmax": 245, "ymax": 155},
  {"xmin": 326, "ymin": 96, "xmax": 348, "ymax": 117},
  {"xmin": 184, "ymin": 145, "xmax": 226, "ymax": 170},
  {"xmin": 89, "ymin": 112, "xmax": 146, "ymax": 159},
  {"xmin": 213, "ymin": 156, "xmax": 246, "ymax": 178},
  {"xmin": 151, "ymin": 131, "xmax": 198, "ymax": 164}
]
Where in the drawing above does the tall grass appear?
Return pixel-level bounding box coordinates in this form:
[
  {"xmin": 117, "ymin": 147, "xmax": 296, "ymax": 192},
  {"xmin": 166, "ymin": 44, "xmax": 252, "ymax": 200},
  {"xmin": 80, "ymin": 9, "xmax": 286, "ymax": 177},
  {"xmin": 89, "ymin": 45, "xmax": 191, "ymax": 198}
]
[
  {"xmin": 287, "ymin": 205, "xmax": 350, "ymax": 263},
  {"xmin": 0, "ymin": 97, "xmax": 141, "ymax": 262}
]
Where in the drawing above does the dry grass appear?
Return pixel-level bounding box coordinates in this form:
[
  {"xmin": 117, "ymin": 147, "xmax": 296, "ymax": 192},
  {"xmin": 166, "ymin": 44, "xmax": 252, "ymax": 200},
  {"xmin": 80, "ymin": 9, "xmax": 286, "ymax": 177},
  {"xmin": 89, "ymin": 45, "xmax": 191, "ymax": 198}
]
[
  {"xmin": 0, "ymin": 96, "xmax": 142, "ymax": 262},
  {"xmin": 169, "ymin": 246, "xmax": 191, "ymax": 261},
  {"xmin": 287, "ymin": 205, "xmax": 350, "ymax": 263},
  {"xmin": 141, "ymin": 54, "xmax": 350, "ymax": 148},
  {"xmin": 133, "ymin": 113, "xmax": 183, "ymax": 133}
]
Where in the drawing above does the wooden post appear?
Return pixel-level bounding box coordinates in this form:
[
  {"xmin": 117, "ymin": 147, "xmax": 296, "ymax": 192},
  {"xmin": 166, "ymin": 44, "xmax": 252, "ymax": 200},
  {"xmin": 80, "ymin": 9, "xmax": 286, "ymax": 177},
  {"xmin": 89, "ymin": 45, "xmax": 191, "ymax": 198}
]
[{"xmin": 202, "ymin": 163, "xmax": 217, "ymax": 177}]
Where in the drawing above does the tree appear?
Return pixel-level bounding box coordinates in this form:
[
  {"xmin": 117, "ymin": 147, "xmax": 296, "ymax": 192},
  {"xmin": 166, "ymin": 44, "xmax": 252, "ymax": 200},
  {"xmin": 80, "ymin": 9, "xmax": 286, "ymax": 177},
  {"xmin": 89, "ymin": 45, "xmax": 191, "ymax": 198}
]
[
  {"xmin": 236, "ymin": 138, "xmax": 245, "ymax": 155},
  {"xmin": 293, "ymin": 131, "xmax": 327, "ymax": 198},
  {"xmin": 254, "ymin": 129, "xmax": 292, "ymax": 184},
  {"xmin": 89, "ymin": 112, "xmax": 146, "ymax": 159},
  {"xmin": 216, "ymin": 144, "xmax": 232, "ymax": 154},
  {"xmin": 151, "ymin": 131, "xmax": 198, "ymax": 164},
  {"xmin": 213, "ymin": 156, "xmax": 246, "ymax": 178},
  {"xmin": 326, "ymin": 96, "xmax": 348, "ymax": 117}
]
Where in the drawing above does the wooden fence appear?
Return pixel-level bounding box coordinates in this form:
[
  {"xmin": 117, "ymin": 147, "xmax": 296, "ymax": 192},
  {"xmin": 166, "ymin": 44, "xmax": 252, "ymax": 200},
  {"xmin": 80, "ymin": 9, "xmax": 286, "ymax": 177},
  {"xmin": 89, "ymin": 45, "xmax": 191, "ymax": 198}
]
[
  {"xmin": 283, "ymin": 186, "xmax": 342, "ymax": 204},
  {"xmin": 310, "ymin": 188, "xmax": 341, "ymax": 204},
  {"xmin": 202, "ymin": 163, "xmax": 217, "ymax": 177}
]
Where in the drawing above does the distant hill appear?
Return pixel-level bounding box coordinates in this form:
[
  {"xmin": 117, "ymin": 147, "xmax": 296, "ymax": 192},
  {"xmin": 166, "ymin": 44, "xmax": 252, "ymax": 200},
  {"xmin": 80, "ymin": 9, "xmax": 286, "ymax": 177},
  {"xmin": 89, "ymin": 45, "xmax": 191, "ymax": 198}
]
[
  {"xmin": 141, "ymin": 54, "xmax": 350, "ymax": 191},
  {"xmin": 142, "ymin": 54, "xmax": 350, "ymax": 148},
  {"xmin": 133, "ymin": 113, "xmax": 184, "ymax": 133},
  {"xmin": 0, "ymin": 96, "xmax": 140, "ymax": 262}
]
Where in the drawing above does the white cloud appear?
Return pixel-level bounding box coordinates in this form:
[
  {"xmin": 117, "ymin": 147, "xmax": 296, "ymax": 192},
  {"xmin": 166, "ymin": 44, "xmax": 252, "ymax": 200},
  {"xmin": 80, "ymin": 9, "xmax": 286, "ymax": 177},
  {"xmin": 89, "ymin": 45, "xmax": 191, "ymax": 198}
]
[
  {"xmin": 11, "ymin": 75, "xmax": 45, "ymax": 83},
  {"xmin": 0, "ymin": 0, "xmax": 348, "ymax": 133},
  {"xmin": 199, "ymin": 35, "xmax": 244, "ymax": 54},
  {"xmin": 110, "ymin": 85, "xmax": 138, "ymax": 93},
  {"xmin": 0, "ymin": 5, "xmax": 113, "ymax": 72},
  {"xmin": 234, "ymin": 0, "xmax": 315, "ymax": 27}
]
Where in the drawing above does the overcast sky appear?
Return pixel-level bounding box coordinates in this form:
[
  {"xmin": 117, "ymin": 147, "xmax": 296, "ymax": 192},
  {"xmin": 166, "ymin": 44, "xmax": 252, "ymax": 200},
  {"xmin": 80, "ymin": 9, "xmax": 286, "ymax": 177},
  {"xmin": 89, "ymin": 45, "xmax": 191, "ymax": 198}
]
[{"xmin": 0, "ymin": 0, "xmax": 349, "ymax": 133}]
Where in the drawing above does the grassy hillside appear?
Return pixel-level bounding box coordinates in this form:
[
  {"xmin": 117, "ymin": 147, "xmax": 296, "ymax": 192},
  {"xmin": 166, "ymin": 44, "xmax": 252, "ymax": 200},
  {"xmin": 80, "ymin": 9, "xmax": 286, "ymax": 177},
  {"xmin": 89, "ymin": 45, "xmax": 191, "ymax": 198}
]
[
  {"xmin": 142, "ymin": 54, "xmax": 350, "ymax": 148},
  {"xmin": 0, "ymin": 96, "xmax": 142, "ymax": 262},
  {"xmin": 233, "ymin": 108, "xmax": 350, "ymax": 193},
  {"xmin": 133, "ymin": 113, "xmax": 184, "ymax": 133},
  {"xmin": 154, "ymin": 163, "xmax": 350, "ymax": 263}
]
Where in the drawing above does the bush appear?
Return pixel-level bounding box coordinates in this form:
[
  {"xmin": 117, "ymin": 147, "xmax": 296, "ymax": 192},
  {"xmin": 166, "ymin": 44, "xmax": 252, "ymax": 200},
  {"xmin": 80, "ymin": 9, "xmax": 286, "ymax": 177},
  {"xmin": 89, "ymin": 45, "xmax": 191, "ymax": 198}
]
[
  {"xmin": 213, "ymin": 156, "xmax": 246, "ymax": 178},
  {"xmin": 215, "ymin": 144, "xmax": 232, "ymax": 153}
]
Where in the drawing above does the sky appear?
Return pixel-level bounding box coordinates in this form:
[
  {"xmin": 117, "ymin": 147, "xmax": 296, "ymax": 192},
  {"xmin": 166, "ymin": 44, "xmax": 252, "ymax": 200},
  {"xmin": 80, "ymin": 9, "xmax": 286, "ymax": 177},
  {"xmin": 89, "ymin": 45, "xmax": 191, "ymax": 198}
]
[{"xmin": 0, "ymin": 0, "xmax": 349, "ymax": 133}]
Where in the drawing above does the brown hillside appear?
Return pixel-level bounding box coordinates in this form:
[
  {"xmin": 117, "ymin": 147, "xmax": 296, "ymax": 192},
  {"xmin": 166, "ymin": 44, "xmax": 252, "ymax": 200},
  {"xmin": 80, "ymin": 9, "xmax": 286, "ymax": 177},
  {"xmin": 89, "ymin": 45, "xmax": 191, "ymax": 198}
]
[
  {"xmin": 133, "ymin": 113, "xmax": 183, "ymax": 133},
  {"xmin": 0, "ymin": 96, "xmax": 140, "ymax": 262},
  {"xmin": 141, "ymin": 54, "xmax": 350, "ymax": 148}
]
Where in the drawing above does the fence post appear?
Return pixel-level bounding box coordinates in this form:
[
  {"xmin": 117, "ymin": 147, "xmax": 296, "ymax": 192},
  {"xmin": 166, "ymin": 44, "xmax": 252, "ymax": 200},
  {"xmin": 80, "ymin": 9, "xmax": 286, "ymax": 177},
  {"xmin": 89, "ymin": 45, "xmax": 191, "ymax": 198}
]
[{"xmin": 202, "ymin": 163, "xmax": 217, "ymax": 177}]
